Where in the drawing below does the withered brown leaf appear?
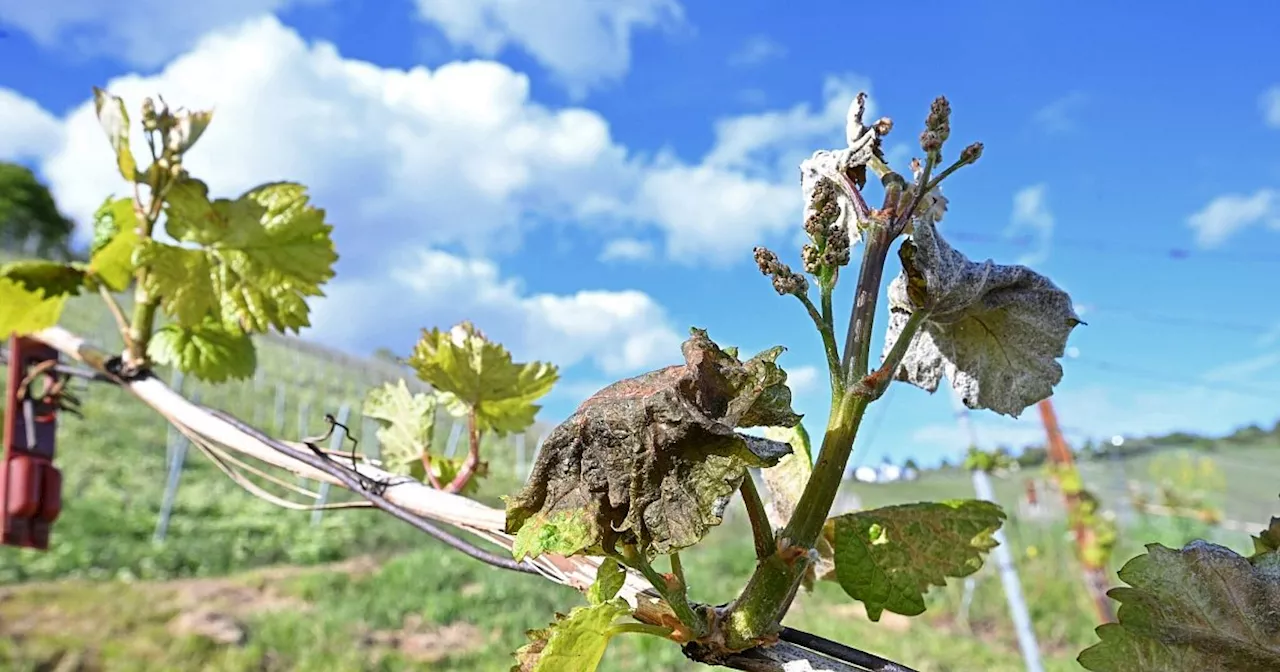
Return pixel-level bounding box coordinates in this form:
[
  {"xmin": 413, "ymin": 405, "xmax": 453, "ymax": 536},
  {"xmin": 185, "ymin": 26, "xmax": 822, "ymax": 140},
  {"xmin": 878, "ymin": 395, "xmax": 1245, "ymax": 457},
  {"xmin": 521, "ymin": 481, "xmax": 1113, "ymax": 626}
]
[{"xmin": 505, "ymin": 328, "xmax": 800, "ymax": 559}]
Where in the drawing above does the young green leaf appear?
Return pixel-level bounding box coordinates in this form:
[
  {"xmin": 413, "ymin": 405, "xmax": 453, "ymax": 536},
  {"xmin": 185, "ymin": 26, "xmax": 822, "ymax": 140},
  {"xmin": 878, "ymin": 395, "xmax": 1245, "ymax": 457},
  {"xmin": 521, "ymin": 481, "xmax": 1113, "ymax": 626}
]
[
  {"xmin": 0, "ymin": 260, "xmax": 86, "ymax": 298},
  {"xmin": 1077, "ymin": 541, "xmax": 1280, "ymax": 672},
  {"xmin": 408, "ymin": 321, "xmax": 558, "ymax": 435},
  {"xmin": 829, "ymin": 499, "xmax": 1006, "ymax": 621},
  {"xmin": 511, "ymin": 599, "xmax": 632, "ymax": 672},
  {"xmin": 0, "ymin": 279, "xmax": 67, "ymax": 338},
  {"xmin": 91, "ymin": 87, "xmax": 137, "ymax": 181},
  {"xmin": 505, "ymin": 329, "xmax": 795, "ymax": 559},
  {"xmin": 428, "ymin": 455, "xmax": 487, "ymax": 495},
  {"xmin": 88, "ymin": 197, "xmax": 141, "ymax": 291},
  {"xmin": 147, "ymin": 319, "xmax": 257, "ymax": 383},
  {"xmin": 587, "ymin": 557, "xmax": 626, "ymax": 606},
  {"xmin": 138, "ymin": 180, "xmax": 336, "ymax": 334},
  {"xmin": 882, "ymin": 218, "xmax": 1081, "ymax": 417},
  {"xmin": 363, "ymin": 380, "xmax": 438, "ymax": 479}
]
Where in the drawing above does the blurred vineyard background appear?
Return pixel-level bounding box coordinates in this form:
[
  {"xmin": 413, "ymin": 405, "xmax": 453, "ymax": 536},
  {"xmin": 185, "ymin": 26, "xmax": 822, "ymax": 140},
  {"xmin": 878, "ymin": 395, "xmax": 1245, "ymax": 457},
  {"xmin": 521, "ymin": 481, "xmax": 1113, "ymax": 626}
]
[{"xmin": 1, "ymin": 243, "xmax": 1277, "ymax": 672}]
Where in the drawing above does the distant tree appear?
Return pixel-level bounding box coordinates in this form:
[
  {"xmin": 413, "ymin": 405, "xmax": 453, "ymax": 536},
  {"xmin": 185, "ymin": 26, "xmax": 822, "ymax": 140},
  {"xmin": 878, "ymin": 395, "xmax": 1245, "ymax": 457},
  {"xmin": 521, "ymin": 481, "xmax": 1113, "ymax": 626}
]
[
  {"xmin": 903, "ymin": 458, "xmax": 919, "ymax": 471},
  {"xmin": 0, "ymin": 162, "xmax": 75, "ymax": 259}
]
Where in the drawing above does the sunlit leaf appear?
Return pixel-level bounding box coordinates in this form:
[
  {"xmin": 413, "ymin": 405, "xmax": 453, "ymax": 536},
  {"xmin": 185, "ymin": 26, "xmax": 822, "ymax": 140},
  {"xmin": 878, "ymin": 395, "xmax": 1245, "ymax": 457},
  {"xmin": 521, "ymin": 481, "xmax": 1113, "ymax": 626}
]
[
  {"xmin": 0, "ymin": 279, "xmax": 66, "ymax": 338},
  {"xmin": 147, "ymin": 319, "xmax": 257, "ymax": 383},
  {"xmin": 408, "ymin": 321, "xmax": 558, "ymax": 435},
  {"xmin": 1078, "ymin": 541, "xmax": 1280, "ymax": 672},
  {"xmin": 88, "ymin": 196, "xmax": 140, "ymax": 291},
  {"xmin": 363, "ymin": 380, "xmax": 438, "ymax": 478},
  {"xmin": 0, "ymin": 260, "xmax": 86, "ymax": 298},
  {"xmin": 139, "ymin": 180, "xmax": 336, "ymax": 334},
  {"xmin": 830, "ymin": 499, "xmax": 1005, "ymax": 621},
  {"xmin": 512, "ymin": 599, "xmax": 632, "ymax": 672}
]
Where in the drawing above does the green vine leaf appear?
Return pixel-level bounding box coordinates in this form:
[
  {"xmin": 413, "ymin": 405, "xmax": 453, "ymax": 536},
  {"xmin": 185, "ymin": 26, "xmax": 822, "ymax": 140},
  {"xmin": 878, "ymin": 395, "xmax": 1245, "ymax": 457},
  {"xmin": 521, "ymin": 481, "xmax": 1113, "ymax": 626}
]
[
  {"xmin": 962, "ymin": 445, "xmax": 1016, "ymax": 474},
  {"xmin": 0, "ymin": 279, "xmax": 67, "ymax": 338},
  {"xmin": 587, "ymin": 557, "xmax": 626, "ymax": 605},
  {"xmin": 363, "ymin": 380, "xmax": 438, "ymax": 480},
  {"xmin": 91, "ymin": 87, "xmax": 137, "ymax": 181},
  {"xmin": 505, "ymin": 328, "xmax": 795, "ymax": 560},
  {"xmin": 829, "ymin": 499, "xmax": 1006, "ymax": 621},
  {"xmin": 147, "ymin": 319, "xmax": 257, "ymax": 383},
  {"xmin": 137, "ymin": 180, "xmax": 336, "ymax": 334},
  {"xmin": 0, "ymin": 260, "xmax": 86, "ymax": 299},
  {"xmin": 513, "ymin": 564, "xmax": 633, "ymax": 672},
  {"xmin": 88, "ymin": 197, "xmax": 141, "ymax": 291},
  {"xmin": 408, "ymin": 321, "xmax": 558, "ymax": 435},
  {"xmin": 1077, "ymin": 541, "xmax": 1280, "ymax": 672},
  {"xmin": 429, "ymin": 455, "xmax": 487, "ymax": 496},
  {"xmin": 512, "ymin": 599, "xmax": 632, "ymax": 672},
  {"xmin": 882, "ymin": 218, "xmax": 1081, "ymax": 417}
]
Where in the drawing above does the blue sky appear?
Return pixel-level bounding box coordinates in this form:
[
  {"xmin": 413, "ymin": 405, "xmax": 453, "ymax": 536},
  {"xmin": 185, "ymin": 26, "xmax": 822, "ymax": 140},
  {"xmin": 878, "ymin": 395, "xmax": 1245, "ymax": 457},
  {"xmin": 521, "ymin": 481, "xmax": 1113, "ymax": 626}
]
[{"xmin": 2, "ymin": 0, "xmax": 1278, "ymax": 468}]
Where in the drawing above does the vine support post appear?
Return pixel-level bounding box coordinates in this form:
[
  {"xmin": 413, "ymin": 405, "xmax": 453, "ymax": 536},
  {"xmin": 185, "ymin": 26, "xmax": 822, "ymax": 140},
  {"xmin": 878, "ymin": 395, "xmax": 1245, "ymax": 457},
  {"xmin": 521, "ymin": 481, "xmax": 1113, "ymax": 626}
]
[
  {"xmin": 952, "ymin": 389, "xmax": 1045, "ymax": 672},
  {"xmin": 1037, "ymin": 398, "xmax": 1116, "ymax": 624}
]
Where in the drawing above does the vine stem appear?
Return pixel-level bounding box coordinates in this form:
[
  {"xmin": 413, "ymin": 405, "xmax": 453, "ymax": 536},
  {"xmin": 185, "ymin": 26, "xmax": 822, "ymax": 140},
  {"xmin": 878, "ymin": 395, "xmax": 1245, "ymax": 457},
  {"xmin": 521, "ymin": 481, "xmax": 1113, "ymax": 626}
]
[
  {"xmin": 797, "ymin": 291, "xmax": 842, "ymax": 394},
  {"xmin": 620, "ymin": 544, "xmax": 706, "ymax": 637},
  {"xmin": 739, "ymin": 475, "xmax": 775, "ymax": 560},
  {"xmin": 445, "ymin": 408, "xmax": 482, "ymax": 493},
  {"xmin": 722, "ymin": 293, "xmax": 930, "ymax": 649}
]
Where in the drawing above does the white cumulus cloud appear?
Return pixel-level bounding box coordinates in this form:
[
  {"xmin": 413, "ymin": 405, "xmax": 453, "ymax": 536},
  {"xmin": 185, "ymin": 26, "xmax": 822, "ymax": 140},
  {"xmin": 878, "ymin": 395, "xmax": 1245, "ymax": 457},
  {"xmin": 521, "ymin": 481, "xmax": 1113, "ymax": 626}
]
[
  {"xmin": 413, "ymin": 0, "xmax": 683, "ymax": 99},
  {"xmin": 1187, "ymin": 189, "xmax": 1279, "ymax": 248},
  {"xmin": 309, "ymin": 247, "xmax": 683, "ymax": 374},
  {"xmin": 0, "ymin": 89, "xmax": 63, "ymax": 160}
]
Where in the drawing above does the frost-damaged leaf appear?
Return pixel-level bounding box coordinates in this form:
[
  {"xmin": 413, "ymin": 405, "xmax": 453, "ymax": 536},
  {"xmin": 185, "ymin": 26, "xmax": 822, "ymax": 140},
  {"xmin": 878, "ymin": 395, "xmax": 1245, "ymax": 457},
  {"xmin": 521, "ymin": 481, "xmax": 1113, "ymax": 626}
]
[
  {"xmin": 363, "ymin": 380, "xmax": 437, "ymax": 480},
  {"xmin": 88, "ymin": 197, "xmax": 141, "ymax": 291},
  {"xmin": 0, "ymin": 279, "xmax": 66, "ymax": 337},
  {"xmin": 830, "ymin": 499, "xmax": 1005, "ymax": 621},
  {"xmin": 1077, "ymin": 540, "xmax": 1280, "ymax": 672},
  {"xmin": 0, "ymin": 260, "xmax": 86, "ymax": 298},
  {"xmin": 147, "ymin": 320, "xmax": 257, "ymax": 383},
  {"xmin": 882, "ymin": 218, "xmax": 1081, "ymax": 417},
  {"xmin": 408, "ymin": 321, "xmax": 558, "ymax": 435},
  {"xmin": 92, "ymin": 87, "xmax": 136, "ymax": 181},
  {"xmin": 140, "ymin": 180, "xmax": 337, "ymax": 334},
  {"xmin": 505, "ymin": 328, "xmax": 797, "ymax": 560}
]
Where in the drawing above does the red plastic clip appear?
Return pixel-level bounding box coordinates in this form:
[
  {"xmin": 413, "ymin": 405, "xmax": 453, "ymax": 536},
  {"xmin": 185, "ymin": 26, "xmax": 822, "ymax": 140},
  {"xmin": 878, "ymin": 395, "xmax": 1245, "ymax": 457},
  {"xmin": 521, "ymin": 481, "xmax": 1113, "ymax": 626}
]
[{"xmin": 2, "ymin": 335, "xmax": 63, "ymax": 550}]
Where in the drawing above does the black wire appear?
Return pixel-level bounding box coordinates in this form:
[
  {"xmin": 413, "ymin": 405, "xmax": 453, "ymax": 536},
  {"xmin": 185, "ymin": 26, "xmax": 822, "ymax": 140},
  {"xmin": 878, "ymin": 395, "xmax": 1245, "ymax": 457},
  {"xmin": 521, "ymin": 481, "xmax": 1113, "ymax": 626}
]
[
  {"xmin": 779, "ymin": 627, "xmax": 919, "ymax": 672},
  {"xmin": 200, "ymin": 405, "xmax": 541, "ymax": 576}
]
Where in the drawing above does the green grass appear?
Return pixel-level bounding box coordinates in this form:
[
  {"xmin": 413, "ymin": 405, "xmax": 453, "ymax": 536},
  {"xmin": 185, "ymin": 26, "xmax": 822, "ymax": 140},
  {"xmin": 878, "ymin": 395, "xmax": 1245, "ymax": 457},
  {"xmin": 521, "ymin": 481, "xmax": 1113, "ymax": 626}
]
[{"xmin": 1, "ymin": 263, "xmax": 1276, "ymax": 670}]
